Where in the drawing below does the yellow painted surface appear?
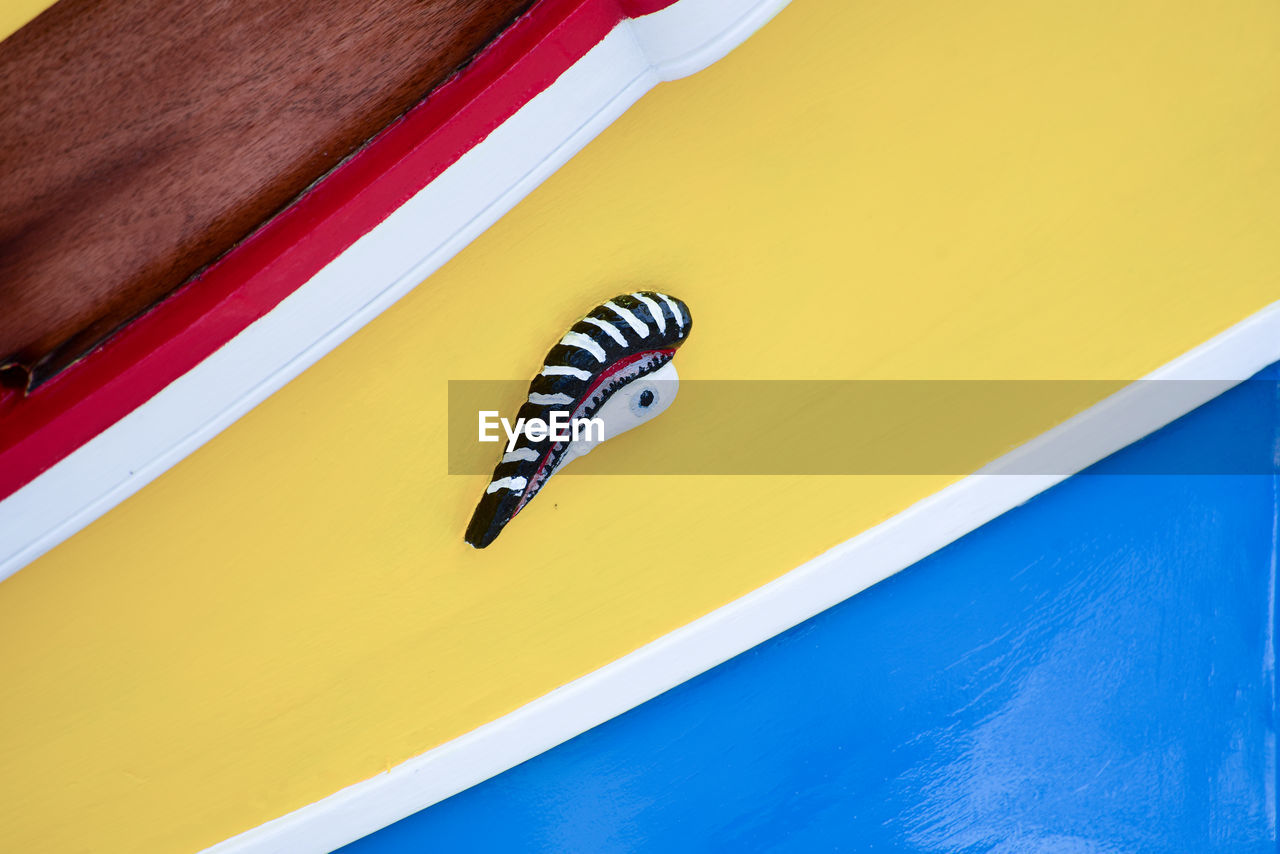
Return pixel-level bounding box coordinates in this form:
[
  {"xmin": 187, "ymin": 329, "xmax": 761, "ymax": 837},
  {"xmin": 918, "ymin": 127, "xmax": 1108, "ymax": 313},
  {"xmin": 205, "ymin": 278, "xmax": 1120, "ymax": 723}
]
[
  {"xmin": 3, "ymin": 1, "xmax": 1279, "ymax": 851},
  {"xmin": 0, "ymin": 0, "xmax": 56, "ymax": 41}
]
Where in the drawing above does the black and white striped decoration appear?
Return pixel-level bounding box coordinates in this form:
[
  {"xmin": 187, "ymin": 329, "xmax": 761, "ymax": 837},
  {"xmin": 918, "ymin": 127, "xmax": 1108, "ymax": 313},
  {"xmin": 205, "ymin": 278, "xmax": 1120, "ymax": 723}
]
[{"xmin": 465, "ymin": 292, "xmax": 692, "ymax": 548}]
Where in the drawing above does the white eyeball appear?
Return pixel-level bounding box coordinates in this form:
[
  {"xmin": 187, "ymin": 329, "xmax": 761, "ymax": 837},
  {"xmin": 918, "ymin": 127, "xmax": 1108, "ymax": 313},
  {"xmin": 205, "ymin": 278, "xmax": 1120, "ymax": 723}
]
[
  {"xmin": 556, "ymin": 362, "xmax": 680, "ymax": 472},
  {"xmin": 629, "ymin": 383, "xmax": 660, "ymax": 418}
]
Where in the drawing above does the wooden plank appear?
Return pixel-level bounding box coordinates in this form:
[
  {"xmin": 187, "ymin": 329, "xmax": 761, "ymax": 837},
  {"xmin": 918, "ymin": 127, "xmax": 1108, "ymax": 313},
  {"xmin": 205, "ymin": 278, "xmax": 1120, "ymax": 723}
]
[
  {"xmin": 3, "ymin": 0, "xmax": 1280, "ymax": 852},
  {"xmin": 0, "ymin": 0, "xmax": 533, "ymax": 388}
]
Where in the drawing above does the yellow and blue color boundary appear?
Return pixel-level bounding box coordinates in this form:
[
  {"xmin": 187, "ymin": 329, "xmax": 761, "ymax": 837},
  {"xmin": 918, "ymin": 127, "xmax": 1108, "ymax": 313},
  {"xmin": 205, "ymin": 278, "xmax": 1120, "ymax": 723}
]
[{"xmin": 1, "ymin": 0, "xmax": 1278, "ymax": 851}]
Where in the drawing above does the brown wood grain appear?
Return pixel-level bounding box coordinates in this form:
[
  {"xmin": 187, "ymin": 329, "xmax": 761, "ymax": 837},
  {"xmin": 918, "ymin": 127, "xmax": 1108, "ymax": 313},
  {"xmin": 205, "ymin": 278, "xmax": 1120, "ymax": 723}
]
[{"xmin": 0, "ymin": 0, "xmax": 533, "ymax": 389}]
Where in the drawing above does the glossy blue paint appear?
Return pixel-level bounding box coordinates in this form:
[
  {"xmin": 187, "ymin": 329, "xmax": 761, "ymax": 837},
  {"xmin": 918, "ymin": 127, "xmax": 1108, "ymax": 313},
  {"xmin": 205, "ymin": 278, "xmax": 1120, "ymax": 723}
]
[{"xmin": 345, "ymin": 370, "xmax": 1279, "ymax": 852}]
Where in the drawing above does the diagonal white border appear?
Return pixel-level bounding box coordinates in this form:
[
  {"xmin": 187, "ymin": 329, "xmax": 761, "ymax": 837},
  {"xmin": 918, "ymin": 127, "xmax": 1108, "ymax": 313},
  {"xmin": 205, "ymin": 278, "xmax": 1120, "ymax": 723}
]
[
  {"xmin": 0, "ymin": 0, "xmax": 793, "ymax": 586},
  {"xmin": 204, "ymin": 301, "xmax": 1280, "ymax": 853},
  {"xmin": 6, "ymin": 0, "xmax": 1278, "ymax": 846}
]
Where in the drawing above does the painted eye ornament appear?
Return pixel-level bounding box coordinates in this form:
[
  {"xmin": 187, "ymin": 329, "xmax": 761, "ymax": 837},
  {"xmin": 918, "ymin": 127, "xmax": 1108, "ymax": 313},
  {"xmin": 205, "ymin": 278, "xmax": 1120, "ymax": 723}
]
[{"xmin": 465, "ymin": 292, "xmax": 692, "ymax": 549}]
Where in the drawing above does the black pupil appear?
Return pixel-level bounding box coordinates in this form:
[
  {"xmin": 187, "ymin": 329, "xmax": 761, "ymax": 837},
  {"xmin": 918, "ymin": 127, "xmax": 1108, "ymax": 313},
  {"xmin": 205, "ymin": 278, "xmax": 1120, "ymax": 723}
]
[{"xmin": 639, "ymin": 389, "xmax": 655, "ymax": 408}]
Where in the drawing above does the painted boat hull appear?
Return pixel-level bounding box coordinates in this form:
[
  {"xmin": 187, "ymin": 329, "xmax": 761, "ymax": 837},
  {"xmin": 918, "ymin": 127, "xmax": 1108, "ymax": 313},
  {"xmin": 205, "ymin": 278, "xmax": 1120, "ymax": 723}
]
[{"xmin": 343, "ymin": 365, "xmax": 1280, "ymax": 852}]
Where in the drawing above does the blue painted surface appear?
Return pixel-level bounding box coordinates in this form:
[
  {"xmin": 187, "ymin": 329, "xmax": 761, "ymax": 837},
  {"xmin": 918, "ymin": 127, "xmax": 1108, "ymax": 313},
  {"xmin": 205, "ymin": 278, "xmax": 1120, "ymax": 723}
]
[{"xmin": 345, "ymin": 371, "xmax": 1279, "ymax": 852}]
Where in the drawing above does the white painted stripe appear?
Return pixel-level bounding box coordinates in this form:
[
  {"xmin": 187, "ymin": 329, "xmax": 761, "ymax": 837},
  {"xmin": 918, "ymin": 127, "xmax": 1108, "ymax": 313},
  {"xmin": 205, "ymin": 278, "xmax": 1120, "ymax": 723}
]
[
  {"xmin": 657, "ymin": 292, "xmax": 684, "ymax": 331},
  {"xmin": 205, "ymin": 297, "xmax": 1280, "ymax": 853},
  {"xmin": 605, "ymin": 300, "xmax": 649, "ymax": 337},
  {"xmin": 485, "ymin": 476, "xmax": 527, "ymax": 494},
  {"xmin": 501, "ymin": 448, "xmax": 540, "ymax": 464},
  {"xmin": 583, "ymin": 316, "xmax": 628, "ymax": 346},
  {"xmin": 529, "ymin": 392, "xmax": 574, "ymax": 406},
  {"xmin": 0, "ymin": 0, "xmax": 1271, "ymax": 843},
  {"xmin": 0, "ymin": 0, "xmax": 786, "ymax": 588},
  {"xmin": 633, "ymin": 293, "xmax": 666, "ymax": 334},
  {"xmin": 541, "ymin": 365, "xmax": 592, "ymax": 381},
  {"xmin": 558, "ymin": 331, "xmax": 607, "ymax": 363}
]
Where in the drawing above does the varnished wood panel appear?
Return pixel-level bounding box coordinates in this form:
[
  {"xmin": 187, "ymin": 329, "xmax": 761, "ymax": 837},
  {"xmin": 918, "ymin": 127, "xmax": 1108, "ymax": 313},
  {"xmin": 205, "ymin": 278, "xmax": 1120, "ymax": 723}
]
[
  {"xmin": 0, "ymin": 0, "xmax": 533, "ymax": 388},
  {"xmin": 4, "ymin": 0, "xmax": 1280, "ymax": 852}
]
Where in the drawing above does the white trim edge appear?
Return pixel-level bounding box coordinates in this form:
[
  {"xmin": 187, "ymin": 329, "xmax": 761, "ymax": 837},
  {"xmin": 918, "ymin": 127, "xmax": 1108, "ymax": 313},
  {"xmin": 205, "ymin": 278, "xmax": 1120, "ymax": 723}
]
[
  {"xmin": 207, "ymin": 296, "xmax": 1280, "ymax": 853},
  {"xmin": 0, "ymin": 0, "xmax": 792, "ymax": 585}
]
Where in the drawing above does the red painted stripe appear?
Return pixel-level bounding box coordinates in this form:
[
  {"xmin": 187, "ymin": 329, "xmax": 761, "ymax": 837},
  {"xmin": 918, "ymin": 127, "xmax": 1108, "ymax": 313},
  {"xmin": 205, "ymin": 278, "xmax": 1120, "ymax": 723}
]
[
  {"xmin": 0, "ymin": 0, "xmax": 682, "ymax": 501},
  {"xmin": 513, "ymin": 347, "xmax": 676, "ymax": 518},
  {"xmin": 620, "ymin": 0, "xmax": 685, "ymax": 14}
]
